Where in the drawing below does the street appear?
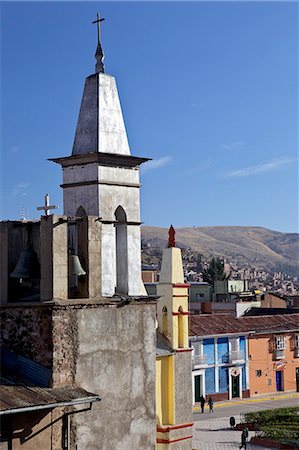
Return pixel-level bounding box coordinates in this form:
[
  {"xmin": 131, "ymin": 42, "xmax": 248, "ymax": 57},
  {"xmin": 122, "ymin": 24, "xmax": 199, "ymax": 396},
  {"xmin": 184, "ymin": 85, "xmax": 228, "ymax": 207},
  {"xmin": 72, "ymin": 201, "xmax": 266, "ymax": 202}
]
[{"xmin": 192, "ymin": 393, "xmax": 299, "ymax": 449}]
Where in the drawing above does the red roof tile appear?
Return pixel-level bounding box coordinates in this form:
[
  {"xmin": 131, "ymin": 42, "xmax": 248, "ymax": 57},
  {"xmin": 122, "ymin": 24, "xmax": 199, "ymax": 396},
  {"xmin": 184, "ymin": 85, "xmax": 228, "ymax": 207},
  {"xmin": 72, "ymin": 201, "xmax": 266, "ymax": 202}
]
[{"xmin": 189, "ymin": 313, "xmax": 299, "ymax": 337}]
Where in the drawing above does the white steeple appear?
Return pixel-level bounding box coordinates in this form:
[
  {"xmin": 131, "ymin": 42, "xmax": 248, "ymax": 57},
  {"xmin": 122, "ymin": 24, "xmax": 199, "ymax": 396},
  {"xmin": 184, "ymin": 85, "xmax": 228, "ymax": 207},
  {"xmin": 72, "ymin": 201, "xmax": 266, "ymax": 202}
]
[
  {"xmin": 50, "ymin": 19, "xmax": 150, "ymax": 297},
  {"xmin": 72, "ymin": 74, "xmax": 131, "ymax": 156}
]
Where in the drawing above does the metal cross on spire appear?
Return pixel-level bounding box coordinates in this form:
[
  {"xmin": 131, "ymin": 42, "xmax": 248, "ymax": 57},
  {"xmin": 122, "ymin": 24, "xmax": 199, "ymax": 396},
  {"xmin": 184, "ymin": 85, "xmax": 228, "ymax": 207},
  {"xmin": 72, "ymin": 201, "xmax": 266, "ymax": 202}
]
[
  {"xmin": 92, "ymin": 13, "xmax": 105, "ymax": 73},
  {"xmin": 37, "ymin": 194, "xmax": 59, "ymax": 216},
  {"xmin": 92, "ymin": 12, "xmax": 105, "ymax": 45}
]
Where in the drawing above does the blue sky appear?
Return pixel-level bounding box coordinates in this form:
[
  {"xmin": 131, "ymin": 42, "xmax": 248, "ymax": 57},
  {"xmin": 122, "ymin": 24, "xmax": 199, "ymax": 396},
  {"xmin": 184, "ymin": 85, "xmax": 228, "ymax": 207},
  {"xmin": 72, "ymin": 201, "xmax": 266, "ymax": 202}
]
[{"xmin": 1, "ymin": 1, "xmax": 298, "ymax": 232}]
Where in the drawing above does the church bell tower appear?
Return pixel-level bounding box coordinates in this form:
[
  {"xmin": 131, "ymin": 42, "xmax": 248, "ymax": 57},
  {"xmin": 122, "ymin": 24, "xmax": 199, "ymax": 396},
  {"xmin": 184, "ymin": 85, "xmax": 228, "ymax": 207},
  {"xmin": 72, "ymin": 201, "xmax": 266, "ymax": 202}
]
[{"xmin": 50, "ymin": 14, "xmax": 149, "ymax": 297}]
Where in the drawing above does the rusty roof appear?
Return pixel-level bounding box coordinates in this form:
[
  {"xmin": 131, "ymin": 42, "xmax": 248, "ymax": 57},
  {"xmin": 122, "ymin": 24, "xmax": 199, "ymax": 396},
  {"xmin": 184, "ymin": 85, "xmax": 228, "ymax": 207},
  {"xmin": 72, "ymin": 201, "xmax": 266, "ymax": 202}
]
[
  {"xmin": 0, "ymin": 385, "xmax": 100, "ymax": 415},
  {"xmin": 189, "ymin": 313, "xmax": 299, "ymax": 338}
]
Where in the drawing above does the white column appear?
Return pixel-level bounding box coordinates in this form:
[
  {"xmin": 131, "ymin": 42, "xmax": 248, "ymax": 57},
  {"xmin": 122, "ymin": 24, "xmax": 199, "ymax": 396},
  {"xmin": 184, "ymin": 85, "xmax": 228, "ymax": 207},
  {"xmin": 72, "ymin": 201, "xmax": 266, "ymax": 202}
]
[{"xmin": 214, "ymin": 337, "xmax": 219, "ymax": 393}]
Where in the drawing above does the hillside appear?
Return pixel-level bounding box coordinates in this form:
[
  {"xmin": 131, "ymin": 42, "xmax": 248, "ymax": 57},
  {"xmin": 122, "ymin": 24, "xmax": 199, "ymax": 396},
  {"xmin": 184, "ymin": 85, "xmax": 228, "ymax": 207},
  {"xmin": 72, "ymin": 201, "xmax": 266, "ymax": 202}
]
[{"xmin": 141, "ymin": 226, "xmax": 299, "ymax": 275}]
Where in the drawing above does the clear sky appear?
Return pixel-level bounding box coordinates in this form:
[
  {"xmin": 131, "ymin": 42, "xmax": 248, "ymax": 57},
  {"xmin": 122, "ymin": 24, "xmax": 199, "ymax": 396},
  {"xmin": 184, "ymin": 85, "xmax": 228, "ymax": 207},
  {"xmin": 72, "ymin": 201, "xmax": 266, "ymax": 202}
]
[{"xmin": 1, "ymin": 1, "xmax": 298, "ymax": 232}]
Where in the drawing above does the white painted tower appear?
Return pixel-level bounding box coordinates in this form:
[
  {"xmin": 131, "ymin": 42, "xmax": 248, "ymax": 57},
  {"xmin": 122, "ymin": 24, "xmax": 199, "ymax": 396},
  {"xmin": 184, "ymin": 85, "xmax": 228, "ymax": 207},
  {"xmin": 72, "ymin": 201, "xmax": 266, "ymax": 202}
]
[{"xmin": 50, "ymin": 20, "xmax": 149, "ymax": 297}]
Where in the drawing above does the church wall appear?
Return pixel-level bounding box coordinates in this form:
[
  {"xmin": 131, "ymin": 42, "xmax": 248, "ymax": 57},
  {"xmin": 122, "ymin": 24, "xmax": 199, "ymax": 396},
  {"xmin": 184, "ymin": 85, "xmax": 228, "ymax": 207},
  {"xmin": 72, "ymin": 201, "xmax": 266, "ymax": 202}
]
[
  {"xmin": 99, "ymin": 184, "xmax": 140, "ymax": 221},
  {"xmin": 101, "ymin": 223, "xmax": 116, "ymax": 296},
  {"xmin": 174, "ymin": 351, "xmax": 193, "ymax": 426},
  {"xmin": 127, "ymin": 225, "xmax": 143, "ymax": 295},
  {"xmin": 73, "ymin": 302, "xmax": 157, "ymax": 450},
  {"xmin": 63, "ymin": 163, "xmax": 99, "ymax": 184},
  {"xmin": 52, "ymin": 306, "xmax": 79, "ymax": 387},
  {"xmin": 99, "ymin": 165, "xmax": 140, "ymax": 184},
  {"xmin": 63, "ymin": 184, "xmax": 99, "ymax": 216}
]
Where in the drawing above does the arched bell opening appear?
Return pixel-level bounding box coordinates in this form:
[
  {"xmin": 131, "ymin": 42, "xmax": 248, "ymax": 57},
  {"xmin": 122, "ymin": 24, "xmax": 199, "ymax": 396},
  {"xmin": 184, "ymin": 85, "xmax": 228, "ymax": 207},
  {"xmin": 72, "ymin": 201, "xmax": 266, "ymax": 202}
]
[
  {"xmin": 115, "ymin": 205, "xmax": 128, "ymax": 295},
  {"xmin": 162, "ymin": 306, "xmax": 168, "ymax": 336},
  {"xmin": 178, "ymin": 306, "xmax": 184, "ymax": 348},
  {"xmin": 9, "ymin": 222, "xmax": 40, "ymax": 302},
  {"xmin": 68, "ymin": 207, "xmax": 88, "ymax": 299}
]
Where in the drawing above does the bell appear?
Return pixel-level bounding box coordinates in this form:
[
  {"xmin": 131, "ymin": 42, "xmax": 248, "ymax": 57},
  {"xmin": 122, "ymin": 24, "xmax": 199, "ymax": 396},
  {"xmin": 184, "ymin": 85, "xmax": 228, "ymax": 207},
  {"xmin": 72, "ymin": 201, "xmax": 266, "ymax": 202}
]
[
  {"xmin": 69, "ymin": 254, "xmax": 86, "ymax": 276},
  {"xmin": 10, "ymin": 247, "xmax": 40, "ymax": 280}
]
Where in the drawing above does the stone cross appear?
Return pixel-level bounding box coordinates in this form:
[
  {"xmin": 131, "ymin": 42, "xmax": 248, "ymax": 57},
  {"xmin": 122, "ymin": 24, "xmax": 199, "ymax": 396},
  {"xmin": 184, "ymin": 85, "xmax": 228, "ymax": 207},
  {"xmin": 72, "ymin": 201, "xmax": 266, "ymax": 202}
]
[
  {"xmin": 37, "ymin": 194, "xmax": 59, "ymax": 216},
  {"xmin": 92, "ymin": 13, "xmax": 105, "ymax": 45}
]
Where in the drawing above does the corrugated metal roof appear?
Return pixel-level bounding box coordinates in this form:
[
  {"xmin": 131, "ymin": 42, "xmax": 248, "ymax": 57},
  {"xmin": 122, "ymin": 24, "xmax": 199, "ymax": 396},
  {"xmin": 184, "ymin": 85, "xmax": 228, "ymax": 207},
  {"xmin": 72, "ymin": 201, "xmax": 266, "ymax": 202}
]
[
  {"xmin": 1, "ymin": 348, "xmax": 51, "ymax": 387},
  {"xmin": 189, "ymin": 313, "xmax": 299, "ymax": 337},
  {"xmin": 0, "ymin": 385, "xmax": 100, "ymax": 415}
]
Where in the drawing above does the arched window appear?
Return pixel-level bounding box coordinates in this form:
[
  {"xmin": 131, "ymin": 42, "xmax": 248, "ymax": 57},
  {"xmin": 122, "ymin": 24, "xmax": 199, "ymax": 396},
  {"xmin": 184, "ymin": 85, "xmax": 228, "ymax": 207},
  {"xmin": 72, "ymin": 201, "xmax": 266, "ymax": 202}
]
[
  {"xmin": 76, "ymin": 206, "xmax": 87, "ymax": 217},
  {"xmin": 68, "ymin": 206, "xmax": 88, "ymax": 298},
  {"xmin": 162, "ymin": 306, "xmax": 168, "ymax": 336},
  {"xmin": 178, "ymin": 306, "xmax": 184, "ymax": 348},
  {"xmin": 115, "ymin": 206, "xmax": 128, "ymax": 294}
]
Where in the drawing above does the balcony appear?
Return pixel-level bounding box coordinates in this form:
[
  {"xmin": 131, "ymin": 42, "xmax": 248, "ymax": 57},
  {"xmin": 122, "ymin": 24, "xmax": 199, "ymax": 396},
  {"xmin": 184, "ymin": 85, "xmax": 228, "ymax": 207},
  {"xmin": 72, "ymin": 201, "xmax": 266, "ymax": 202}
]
[
  {"xmin": 273, "ymin": 349, "xmax": 285, "ymax": 360},
  {"xmin": 228, "ymin": 350, "xmax": 244, "ymax": 363},
  {"xmin": 192, "ymin": 354, "xmax": 208, "ymax": 367}
]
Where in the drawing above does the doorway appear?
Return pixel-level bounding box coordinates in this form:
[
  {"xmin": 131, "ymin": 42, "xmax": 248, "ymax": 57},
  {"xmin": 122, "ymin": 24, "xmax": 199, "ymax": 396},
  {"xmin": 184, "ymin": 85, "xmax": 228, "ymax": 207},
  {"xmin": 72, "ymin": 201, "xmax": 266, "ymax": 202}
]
[
  {"xmin": 194, "ymin": 374, "xmax": 202, "ymax": 403},
  {"xmin": 276, "ymin": 371, "xmax": 284, "ymax": 391},
  {"xmin": 232, "ymin": 375, "xmax": 240, "ymax": 398},
  {"xmin": 296, "ymin": 368, "xmax": 299, "ymax": 392}
]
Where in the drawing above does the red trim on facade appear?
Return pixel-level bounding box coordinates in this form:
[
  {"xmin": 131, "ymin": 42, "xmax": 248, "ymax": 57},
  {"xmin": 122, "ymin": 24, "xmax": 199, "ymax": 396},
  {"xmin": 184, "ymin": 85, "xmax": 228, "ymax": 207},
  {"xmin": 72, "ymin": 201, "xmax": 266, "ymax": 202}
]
[
  {"xmin": 157, "ymin": 435, "xmax": 193, "ymax": 444},
  {"xmin": 172, "ymin": 312, "xmax": 190, "ymax": 316},
  {"xmin": 173, "ymin": 294, "xmax": 189, "ymax": 298},
  {"xmin": 172, "ymin": 283, "xmax": 190, "ymax": 288},
  {"xmin": 157, "ymin": 422, "xmax": 194, "ymax": 433},
  {"xmin": 175, "ymin": 348, "xmax": 192, "ymax": 353}
]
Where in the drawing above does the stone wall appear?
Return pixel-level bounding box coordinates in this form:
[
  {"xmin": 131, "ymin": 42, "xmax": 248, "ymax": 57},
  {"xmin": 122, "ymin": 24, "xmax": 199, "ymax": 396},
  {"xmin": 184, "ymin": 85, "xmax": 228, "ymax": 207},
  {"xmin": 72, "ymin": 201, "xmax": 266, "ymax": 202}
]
[
  {"xmin": 52, "ymin": 306, "xmax": 79, "ymax": 387},
  {"xmin": 73, "ymin": 301, "xmax": 157, "ymax": 450},
  {"xmin": 0, "ymin": 304, "xmax": 53, "ymax": 369},
  {"xmin": 174, "ymin": 351, "xmax": 193, "ymax": 426}
]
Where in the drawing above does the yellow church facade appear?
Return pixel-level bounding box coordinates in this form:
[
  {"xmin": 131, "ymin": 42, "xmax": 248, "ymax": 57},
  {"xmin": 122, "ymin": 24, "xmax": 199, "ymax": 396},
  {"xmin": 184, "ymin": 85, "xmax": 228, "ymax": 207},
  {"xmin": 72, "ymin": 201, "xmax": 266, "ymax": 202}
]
[{"xmin": 156, "ymin": 227, "xmax": 193, "ymax": 449}]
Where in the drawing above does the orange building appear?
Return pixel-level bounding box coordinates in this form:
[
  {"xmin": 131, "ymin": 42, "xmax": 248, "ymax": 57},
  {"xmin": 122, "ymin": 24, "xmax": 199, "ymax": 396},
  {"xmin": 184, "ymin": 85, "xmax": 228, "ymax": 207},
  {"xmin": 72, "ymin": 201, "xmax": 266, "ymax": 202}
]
[{"xmin": 248, "ymin": 314, "xmax": 299, "ymax": 395}]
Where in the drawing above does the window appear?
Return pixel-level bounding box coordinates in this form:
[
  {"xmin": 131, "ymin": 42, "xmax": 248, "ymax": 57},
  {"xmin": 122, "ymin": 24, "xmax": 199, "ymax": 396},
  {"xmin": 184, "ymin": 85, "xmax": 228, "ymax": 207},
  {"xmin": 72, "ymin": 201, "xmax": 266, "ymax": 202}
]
[
  {"xmin": 295, "ymin": 335, "xmax": 299, "ymax": 349},
  {"xmin": 115, "ymin": 206, "xmax": 128, "ymax": 295},
  {"xmin": 205, "ymin": 367, "xmax": 215, "ymax": 394},
  {"xmin": 217, "ymin": 337, "xmax": 229, "ymax": 363},
  {"xmin": 256, "ymin": 370, "xmax": 262, "ymax": 377},
  {"xmin": 192, "ymin": 342, "xmax": 200, "ymax": 356},
  {"xmin": 162, "ymin": 306, "xmax": 168, "ymax": 336},
  {"xmin": 230, "ymin": 338, "xmax": 238, "ymax": 352},
  {"xmin": 275, "ymin": 336, "xmax": 286, "ymax": 351},
  {"xmin": 203, "ymin": 338, "xmax": 215, "ymax": 365},
  {"xmin": 218, "ymin": 367, "xmax": 229, "ymax": 393},
  {"xmin": 196, "ymin": 293, "xmax": 204, "ymax": 300},
  {"xmin": 178, "ymin": 307, "xmax": 184, "ymax": 348}
]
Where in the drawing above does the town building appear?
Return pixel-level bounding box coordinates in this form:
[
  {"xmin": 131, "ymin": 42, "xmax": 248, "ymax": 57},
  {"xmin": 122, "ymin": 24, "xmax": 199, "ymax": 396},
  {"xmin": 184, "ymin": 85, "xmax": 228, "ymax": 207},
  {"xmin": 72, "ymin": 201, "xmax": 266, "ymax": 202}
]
[
  {"xmin": 189, "ymin": 313, "xmax": 299, "ymax": 405},
  {"xmin": 189, "ymin": 316, "xmax": 250, "ymax": 404}
]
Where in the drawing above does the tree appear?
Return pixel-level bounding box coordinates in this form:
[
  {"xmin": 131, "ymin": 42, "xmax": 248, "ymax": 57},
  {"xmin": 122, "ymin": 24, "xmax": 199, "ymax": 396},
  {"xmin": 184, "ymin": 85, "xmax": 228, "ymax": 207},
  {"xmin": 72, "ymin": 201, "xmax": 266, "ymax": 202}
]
[
  {"xmin": 196, "ymin": 253, "xmax": 204, "ymax": 273},
  {"xmin": 202, "ymin": 257, "xmax": 227, "ymax": 284}
]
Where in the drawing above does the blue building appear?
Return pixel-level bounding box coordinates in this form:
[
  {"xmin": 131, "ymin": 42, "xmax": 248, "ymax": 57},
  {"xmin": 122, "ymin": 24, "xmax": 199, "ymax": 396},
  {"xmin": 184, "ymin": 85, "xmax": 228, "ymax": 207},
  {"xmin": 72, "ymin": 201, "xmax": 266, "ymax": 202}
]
[{"xmin": 189, "ymin": 315, "xmax": 251, "ymax": 403}]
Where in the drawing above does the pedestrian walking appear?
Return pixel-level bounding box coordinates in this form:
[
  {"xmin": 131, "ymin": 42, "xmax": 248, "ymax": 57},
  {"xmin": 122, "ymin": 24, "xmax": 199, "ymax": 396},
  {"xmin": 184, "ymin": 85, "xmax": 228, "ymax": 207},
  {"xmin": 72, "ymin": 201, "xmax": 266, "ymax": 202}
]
[
  {"xmin": 239, "ymin": 428, "xmax": 248, "ymax": 449},
  {"xmin": 208, "ymin": 396, "xmax": 214, "ymax": 413},
  {"xmin": 200, "ymin": 395, "xmax": 205, "ymax": 414}
]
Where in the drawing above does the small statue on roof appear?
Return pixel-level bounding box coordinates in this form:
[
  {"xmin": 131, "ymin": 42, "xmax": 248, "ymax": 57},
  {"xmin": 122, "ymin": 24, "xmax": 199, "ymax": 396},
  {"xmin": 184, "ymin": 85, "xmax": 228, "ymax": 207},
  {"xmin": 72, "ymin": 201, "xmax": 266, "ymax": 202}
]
[{"xmin": 168, "ymin": 225, "xmax": 176, "ymax": 248}]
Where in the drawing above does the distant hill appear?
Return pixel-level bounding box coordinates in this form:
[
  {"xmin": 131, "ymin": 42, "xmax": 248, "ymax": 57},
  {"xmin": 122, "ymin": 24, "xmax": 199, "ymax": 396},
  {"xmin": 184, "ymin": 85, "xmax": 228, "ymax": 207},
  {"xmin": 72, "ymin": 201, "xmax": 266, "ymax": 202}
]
[{"xmin": 141, "ymin": 226, "xmax": 299, "ymax": 275}]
